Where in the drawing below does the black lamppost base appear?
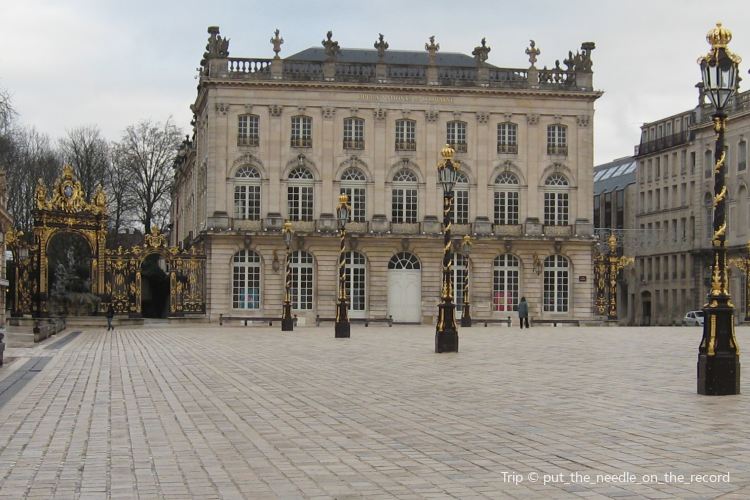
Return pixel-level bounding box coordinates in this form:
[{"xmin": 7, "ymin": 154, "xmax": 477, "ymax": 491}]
[
  {"xmin": 698, "ymin": 353, "xmax": 740, "ymax": 395},
  {"xmin": 335, "ymin": 321, "xmax": 350, "ymax": 338},
  {"xmin": 281, "ymin": 317, "xmax": 294, "ymax": 331},
  {"xmin": 460, "ymin": 307, "xmax": 472, "ymax": 328},
  {"xmin": 435, "ymin": 331, "xmax": 458, "ymax": 353}
]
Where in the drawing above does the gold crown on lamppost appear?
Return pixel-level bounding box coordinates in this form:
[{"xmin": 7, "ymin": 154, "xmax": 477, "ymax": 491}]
[
  {"xmin": 441, "ymin": 144, "xmax": 455, "ymax": 160},
  {"xmin": 707, "ymin": 22, "xmax": 732, "ymax": 49},
  {"xmin": 282, "ymin": 221, "xmax": 293, "ymax": 233},
  {"xmin": 338, "ymin": 193, "xmax": 349, "ymax": 205}
]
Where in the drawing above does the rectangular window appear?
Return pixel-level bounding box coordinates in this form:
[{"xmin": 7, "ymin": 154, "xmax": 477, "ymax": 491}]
[
  {"xmin": 287, "ymin": 185, "xmax": 313, "ymax": 221},
  {"xmin": 291, "ymin": 266, "xmax": 313, "ymax": 310},
  {"xmin": 604, "ymin": 192, "xmax": 612, "ymax": 229},
  {"xmin": 593, "ymin": 194, "xmax": 601, "ymax": 228},
  {"xmin": 497, "ymin": 123, "xmax": 518, "ymax": 154},
  {"xmin": 343, "ymin": 118, "xmax": 365, "ymax": 149},
  {"xmin": 455, "ymin": 188, "xmax": 469, "ymax": 224},
  {"xmin": 690, "ymin": 151, "xmax": 696, "ymax": 175},
  {"xmin": 238, "ymin": 115, "xmax": 260, "ymax": 146},
  {"xmin": 739, "ymin": 141, "xmax": 747, "ymax": 171},
  {"xmin": 233, "ymin": 185, "xmax": 261, "ymax": 220},
  {"xmin": 395, "ymin": 120, "xmax": 416, "ymax": 151},
  {"xmin": 392, "ymin": 188, "xmax": 417, "ymax": 223},
  {"xmin": 672, "ymin": 219, "xmax": 677, "ymax": 242},
  {"xmin": 232, "ymin": 263, "xmax": 261, "ymax": 310},
  {"xmin": 547, "ymin": 125, "xmax": 567, "ymax": 155},
  {"xmin": 544, "ymin": 192, "xmax": 568, "ymax": 225},
  {"xmin": 705, "ymin": 150, "xmax": 713, "ymax": 178},
  {"xmin": 681, "ymin": 150, "xmax": 687, "ymax": 174},
  {"xmin": 340, "ymin": 187, "xmax": 366, "ymax": 222},
  {"xmin": 655, "ymin": 157, "xmax": 661, "ymax": 179},
  {"xmin": 447, "ymin": 121, "xmax": 467, "ymax": 153},
  {"xmin": 494, "ymin": 191, "xmax": 519, "ymax": 225},
  {"xmin": 616, "ymin": 190, "xmax": 624, "ymax": 229},
  {"xmin": 291, "ymin": 116, "xmax": 312, "ymax": 148}
]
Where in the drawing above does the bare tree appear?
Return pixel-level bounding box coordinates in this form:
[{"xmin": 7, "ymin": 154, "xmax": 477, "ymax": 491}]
[
  {"xmin": 59, "ymin": 126, "xmax": 109, "ymax": 199},
  {"xmin": 106, "ymin": 143, "xmax": 136, "ymax": 238},
  {"xmin": 115, "ymin": 118, "xmax": 182, "ymax": 234},
  {"xmin": 0, "ymin": 88, "xmax": 15, "ymax": 134}
]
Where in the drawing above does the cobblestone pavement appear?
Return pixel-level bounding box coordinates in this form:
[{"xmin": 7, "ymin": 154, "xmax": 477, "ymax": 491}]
[{"xmin": 0, "ymin": 324, "xmax": 749, "ymax": 499}]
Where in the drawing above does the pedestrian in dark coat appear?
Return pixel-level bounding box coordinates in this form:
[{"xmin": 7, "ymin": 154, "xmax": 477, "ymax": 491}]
[
  {"xmin": 106, "ymin": 304, "xmax": 115, "ymax": 331},
  {"xmin": 518, "ymin": 297, "xmax": 530, "ymax": 329}
]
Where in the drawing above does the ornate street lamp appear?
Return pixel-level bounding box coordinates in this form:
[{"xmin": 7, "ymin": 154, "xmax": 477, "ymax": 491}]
[
  {"xmin": 335, "ymin": 194, "xmax": 351, "ymax": 338},
  {"xmin": 460, "ymin": 235, "xmax": 472, "ymax": 327},
  {"xmin": 281, "ymin": 221, "xmax": 294, "ymax": 331},
  {"xmin": 697, "ymin": 22, "xmax": 741, "ymax": 395},
  {"xmin": 729, "ymin": 241, "xmax": 750, "ymax": 322},
  {"xmin": 436, "ymin": 144, "xmax": 460, "ymax": 353}
]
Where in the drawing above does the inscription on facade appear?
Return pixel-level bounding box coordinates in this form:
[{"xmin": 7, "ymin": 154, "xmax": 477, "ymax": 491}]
[{"xmin": 358, "ymin": 94, "xmax": 455, "ymax": 105}]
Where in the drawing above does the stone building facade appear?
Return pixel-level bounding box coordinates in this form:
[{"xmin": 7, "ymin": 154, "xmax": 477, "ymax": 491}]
[
  {"xmin": 630, "ymin": 89, "xmax": 750, "ymax": 325},
  {"xmin": 171, "ymin": 27, "xmax": 602, "ymax": 324}
]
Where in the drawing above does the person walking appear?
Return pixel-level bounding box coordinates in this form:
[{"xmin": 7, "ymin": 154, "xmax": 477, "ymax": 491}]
[
  {"xmin": 518, "ymin": 296, "xmax": 530, "ymax": 329},
  {"xmin": 106, "ymin": 304, "xmax": 115, "ymax": 331}
]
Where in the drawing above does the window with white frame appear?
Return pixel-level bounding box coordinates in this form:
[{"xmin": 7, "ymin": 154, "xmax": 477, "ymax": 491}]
[
  {"xmin": 543, "ymin": 173, "xmax": 569, "ymax": 225},
  {"xmin": 342, "ymin": 251, "xmax": 366, "ymax": 312},
  {"xmin": 343, "ymin": 117, "xmax": 365, "ymax": 149},
  {"xmin": 391, "ymin": 168, "xmax": 418, "ymax": 223},
  {"xmin": 454, "ymin": 170, "xmax": 469, "ymax": 224},
  {"xmin": 494, "ymin": 171, "xmax": 519, "ymax": 224},
  {"xmin": 238, "ymin": 114, "xmax": 259, "ymax": 146},
  {"xmin": 232, "ymin": 250, "xmax": 261, "ymax": 309},
  {"xmin": 395, "ymin": 119, "xmax": 416, "ymax": 151},
  {"xmin": 452, "ymin": 254, "xmax": 469, "ymax": 311},
  {"xmin": 447, "ymin": 121, "xmax": 467, "ymax": 153},
  {"xmin": 291, "ymin": 115, "xmax": 312, "ymax": 148},
  {"xmin": 543, "ymin": 255, "xmax": 569, "ymax": 312},
  {"xmin": 547, "ymin": 124, "xmax": 567, "ymax": 155},
  {"xmin": 493, "ymin": 254, "xmax": 519, "ymax": 312},
  {"xmin": 233, "ymin": 166, "xmax": 261, "ymax": 220},
  {"xmin": 287, "ymin": 166, "xmax": 313, "ymax": 221},
  {"xmin": 497, "ymin": 122, "xmax": 518, "ymax": 154},
  {"xmin": 340, "ymin": 167, "xmax": 366, "ymax": 222},
  {"xmin": 289, "ymin": 250, "xmax": 314, "ymax": 310}
]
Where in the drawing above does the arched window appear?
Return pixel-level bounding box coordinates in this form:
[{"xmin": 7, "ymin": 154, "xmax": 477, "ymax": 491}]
[
  {"xmin": 395, "ymin": 119, "xmax": 416, "ymax": 151},
  {"xmin": 447, "ymin": 120, "xmax": 467, "ymax": 153},
  {"xmin": 392, "ymin": 168, "xmax": 418, "ymax": 223},
  {"xmin": 454, "ymin": 170, "xmax": 469, "ymax": 224},
  {"xmin": 232, "ymin": 250, "xmax": 261, "ymax": 309},
  {"xmin": 497, "ymin": 122, "xmax": 518, "ymax": 154},
  {"xmin": 291, "ymin": 115, "xmax": 312, "ymax": 148},
  {"xmin": 289, "ymin": 250, "xmax": 314, "ymax": 310},
  {"xmin": 452, "ymin": 254, "xmax": 468, "ymax": 310},
  {"xmin": 234, "ymin": 165, "xmax": 261, "ymax": 220},
  {"xmin": 343, "ymin": 117, "xmax": 365, "ymax": 150},
  {"xmin": 342, "ymin": 251, "xmax": 366, "ymax": 312},
  {"xmin": 238, "ymin": 114, "xmax": 259, "ymax": 146},
  {"xmin": 547, "ymin": 124, "xmax": 567, "ymax": 155},
  {"xmin": 543, "ymin": 255, "xmax": 569, "ymax": 312},
  {"xmin": 340, "ymin": 167, "xmax": 366, "ymax": 222},
  {"xmin": 388, "ymin": 252, "xmax": 421, "ymax": 269},
  {"xmin": 493, "ymin": 254, "xmax": 519, "ymax": 312},
  {"xmin": 494, "ymin": 171, "xmax": 519, "ymax": 225},
  {"xmin": 288, "ymin": 166, "xmax": 313, "ymax": 221},
  {"xmin": 544, "ymin": 173, "xmax": 569, "ymax": 226}
]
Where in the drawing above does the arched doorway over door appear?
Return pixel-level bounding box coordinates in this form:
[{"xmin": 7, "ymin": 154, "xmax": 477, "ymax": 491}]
[
  {"xmin": 387, "ymin": 252, "xmax": 421, "ymax": 323},
  {"xmin": 141, "ymin": 253, "xmax": 170, "ymax": 318},
  {"xmin": 641, "ymin": 290, "xmax": 652, "ymax": 326}
]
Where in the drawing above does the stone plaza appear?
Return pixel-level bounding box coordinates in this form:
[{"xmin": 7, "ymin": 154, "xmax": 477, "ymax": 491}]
[{"xmin": 0, "ymin": 324, "xmax": 748, "ymax": 499}]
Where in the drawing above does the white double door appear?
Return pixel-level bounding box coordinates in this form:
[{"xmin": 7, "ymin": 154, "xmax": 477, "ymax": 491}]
[{"xmin": 387, "ymin": 270, "xmax": 421, "ymax": 323}]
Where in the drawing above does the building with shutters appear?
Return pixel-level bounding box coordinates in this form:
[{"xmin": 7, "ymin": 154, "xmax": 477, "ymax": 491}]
[{"xmin": 171, "ymin": 27, "xmax": 602, "ymax": 324}]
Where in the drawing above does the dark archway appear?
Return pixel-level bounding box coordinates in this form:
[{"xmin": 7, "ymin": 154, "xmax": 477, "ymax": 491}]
[
  {"xmin": 46, "ymin": 232, "xmax": 96, "ymax": 315},
  {"xmin": 141, "ymin": 253, "xmax": 169, "ymax": 318}
]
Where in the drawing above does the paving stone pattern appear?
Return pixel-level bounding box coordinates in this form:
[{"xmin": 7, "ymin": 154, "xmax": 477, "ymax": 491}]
[{"xmin": 0, "ymin": 325, "xmax": 748, "ymax": 499}]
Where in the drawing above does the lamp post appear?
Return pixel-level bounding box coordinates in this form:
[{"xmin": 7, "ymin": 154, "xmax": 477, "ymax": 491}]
[
  {"xmin": 281, "ymin": 221, "xmax": 294, "ymax": 331},
  {"xmin": 335, "ymin": 194, "xmax": 351, "ymax": 338},
  {"xmin": 697, "ymin": 22, "xmax": 741, "ymax": 395},
  {"xmin": 460, "ymin": 235, "xmax": 472, "ymax": 327},
  {"xmin": 728, "ymin": 241, "xmax": 750, "ymax": 322},
  {"xmin": 436, "ymin": 144, "xmax": 460, "ymax": 353}
]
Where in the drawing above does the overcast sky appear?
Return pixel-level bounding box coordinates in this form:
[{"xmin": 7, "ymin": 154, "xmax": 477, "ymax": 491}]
[{"xmin": 3, "ymin": 0, "xmax": 750, "ymax": 165}]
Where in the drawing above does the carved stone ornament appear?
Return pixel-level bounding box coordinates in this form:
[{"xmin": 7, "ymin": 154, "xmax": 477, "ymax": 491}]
[
  {"xmin": 526, "ymin": 113, "xmax": 539, "ymax": 125},
  {"xmin": 452, "ymin": 111, "xmax": 462, "ymax": 120},
  {"xmin": 554, "ymin": 115, "xmax": 562, "ymax": 123},
  {"xmin": 322, "ymin": 31, "xmax": 341, "ymax": 61},
  {"xmin": 215, "ymin": 103, "xmax": 229, "ymax": 115},
  {"xmin": 322, "ymin": 107, "xmax": 336, "ymax": 119},
  {"xmin": 374, "ymin": 33, "xmax": 389, "ymax": 60},
  {"xmin": 269, "ymin": 105, "xmax": 283, "ymax": 117},
  {"xmin": 402, "ymin": 109, "xmax": 412, "ymax": 118},
  {"xmin": 525, "ymin": 40, "xmax": 540, "ymax": 68},
  {"xmin": 504, "ymin": 113, "xmax": 513, "ymax": 122},
  {"xmin": 476, "ymin": 112, "xmax": 490, "ymax": 124},
  {"xmin": 577, "ymin": 115, "xmax": 591, "ymax": 127},
  {"xmin": 244, "ymin": 104, "xmax": 253, "ymax": 113},
  {"xmin": 504, "ymin": 240, "xmax": 513, "ymax": 253},
  {"xmin": 554, "ymin": 241, "xmax": 563, "ymax": 254},
  {"xmin": 270, "ymin": 29, "xmax": 284, "ymax": 59},
  {"xmin": 425, "ymin": 36, "xmax": 440, "ymax": 63},
  {"xmin": 350, "ymin": 107, "xmax": 359, "ymax": 116},
  {"xmin": 425, "ymin": 110, "xmax": 439, "ymax": 122},
  {"xmin": 400, "ymin": 238, "xmax": 410, "ymax": 252},
  {"xmin": 374, "ymin": 108, "xmax": 387, "ymax": 120},
  {"xmin": 472, "ymin": 37, "xmax": 491, "ymax": 65},
  {"xmin": 297, "ymin": 106, "xmax": 306, "ymax": 114},
  {"xmin": 203, "ymin": 26, "xmax": 229, "ymax": 62}
]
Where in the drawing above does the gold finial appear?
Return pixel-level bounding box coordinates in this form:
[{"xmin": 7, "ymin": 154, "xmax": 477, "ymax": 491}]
[
  {"xmin": 62, "ymin": 164, "xmax": 75, "ymax": 178},
  {"xmin": 282, "ymin": 221, "xmax": 293, "ymax": 233},
  {"xmin": 338, "ymin": 193, "xmax": 349, "ymax": 205},
  {"xmin": 441, "ymin": 144, "xmax": 455, "ymax": 160},
  {"xmin": 607, "ymin": 233, "xmax": 617, "ymax": 253},
  {"xmin": 707, "ymin": 22, "xmax": 732, "ymax": 49}
]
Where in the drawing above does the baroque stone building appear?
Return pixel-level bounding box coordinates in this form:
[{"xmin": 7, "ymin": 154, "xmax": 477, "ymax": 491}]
[
  {"xmin": 630, "ymin": 88, "xmax": 750, "ymax": 325},
  {"xmin": 171, "ymin": 27, "xmax": 602, "ymax": 323}
]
